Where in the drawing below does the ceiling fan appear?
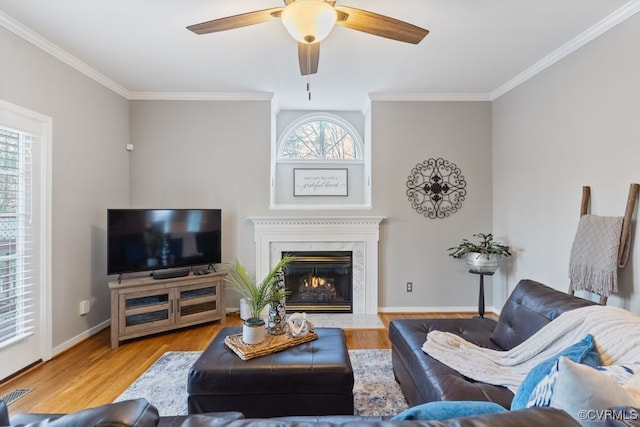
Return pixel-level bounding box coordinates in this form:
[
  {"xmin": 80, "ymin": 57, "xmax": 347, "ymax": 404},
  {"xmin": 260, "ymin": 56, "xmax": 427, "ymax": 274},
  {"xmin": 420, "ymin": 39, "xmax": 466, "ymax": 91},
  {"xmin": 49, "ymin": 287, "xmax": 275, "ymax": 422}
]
[{"xmin": 187, "ymin": 0, "xmax": 429, "ymax": 76}]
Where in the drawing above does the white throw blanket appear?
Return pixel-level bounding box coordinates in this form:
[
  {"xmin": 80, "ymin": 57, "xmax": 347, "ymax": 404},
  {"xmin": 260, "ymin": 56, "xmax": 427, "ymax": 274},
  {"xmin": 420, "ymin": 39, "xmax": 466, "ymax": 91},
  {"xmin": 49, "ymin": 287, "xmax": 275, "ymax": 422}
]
[{"xmin": 422, "ymin": 305, "xmax": 640, "ymax": 393}]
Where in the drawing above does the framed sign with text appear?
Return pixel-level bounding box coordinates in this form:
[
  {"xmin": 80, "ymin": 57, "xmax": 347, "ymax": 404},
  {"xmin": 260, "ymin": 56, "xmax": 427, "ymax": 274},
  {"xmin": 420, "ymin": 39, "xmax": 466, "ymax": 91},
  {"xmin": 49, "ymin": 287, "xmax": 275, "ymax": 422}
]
[{"xmin": 293, "ymin": 168, "xmax": 348, "ymax": 197}]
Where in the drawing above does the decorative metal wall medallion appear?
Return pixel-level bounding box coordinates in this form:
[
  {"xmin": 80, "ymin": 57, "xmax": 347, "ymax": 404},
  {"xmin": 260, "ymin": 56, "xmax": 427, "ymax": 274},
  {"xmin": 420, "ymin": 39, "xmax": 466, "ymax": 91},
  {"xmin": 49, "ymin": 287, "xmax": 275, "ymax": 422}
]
[{"xmin": 406, "ymin": 158, "xmax": 467, "ymax": 219}]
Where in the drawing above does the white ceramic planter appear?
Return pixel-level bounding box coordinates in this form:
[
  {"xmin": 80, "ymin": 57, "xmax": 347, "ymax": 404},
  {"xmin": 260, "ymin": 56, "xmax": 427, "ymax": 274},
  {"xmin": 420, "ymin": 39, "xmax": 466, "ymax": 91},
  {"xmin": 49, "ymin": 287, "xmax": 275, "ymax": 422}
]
[
  {"xmin": 465, "ymin": 252, "xmax": 500, "ymax": 274},
  {"xmin": 242, "ymin": 319, "xmax": 266, "ymax": 345},
  {"xmin": 239, "ymin": 298, "xmax": 251, "ymax": 321}
]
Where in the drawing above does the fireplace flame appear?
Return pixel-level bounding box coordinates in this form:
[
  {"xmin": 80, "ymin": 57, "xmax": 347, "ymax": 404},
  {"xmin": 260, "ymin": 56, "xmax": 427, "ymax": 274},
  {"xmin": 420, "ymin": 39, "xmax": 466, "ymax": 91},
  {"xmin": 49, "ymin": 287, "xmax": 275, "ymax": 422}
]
[{"xmin": 303, "ymin": 275, "xmax": 332, "ymax": 288}]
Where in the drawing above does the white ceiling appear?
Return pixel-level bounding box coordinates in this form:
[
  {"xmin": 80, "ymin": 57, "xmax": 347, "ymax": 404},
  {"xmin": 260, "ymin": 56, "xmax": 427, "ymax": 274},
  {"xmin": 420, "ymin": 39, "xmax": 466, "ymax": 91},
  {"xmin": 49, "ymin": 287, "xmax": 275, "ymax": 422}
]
[{"xmin": 1, "ymin": 0, "xmax": 638, "ymax": 111}]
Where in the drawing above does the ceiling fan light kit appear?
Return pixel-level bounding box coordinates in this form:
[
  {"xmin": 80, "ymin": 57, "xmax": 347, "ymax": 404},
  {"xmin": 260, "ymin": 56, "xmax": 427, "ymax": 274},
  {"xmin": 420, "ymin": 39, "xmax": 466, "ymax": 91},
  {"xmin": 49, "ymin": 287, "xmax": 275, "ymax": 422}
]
[
  {"xmin": 281, "ymin": 0, "xmax": 338, "ymax": 44},
  {"xmin": 187, "ymin": 0, "xmax": 428, "ymax": 77}
]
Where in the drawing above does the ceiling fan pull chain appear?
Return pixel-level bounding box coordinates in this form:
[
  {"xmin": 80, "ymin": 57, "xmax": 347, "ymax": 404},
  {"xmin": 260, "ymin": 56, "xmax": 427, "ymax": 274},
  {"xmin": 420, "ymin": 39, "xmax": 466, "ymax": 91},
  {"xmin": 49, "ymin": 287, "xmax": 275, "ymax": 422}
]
[{"xmin": 307, "ymin": 77, "xmax": 311, "ymax": 101}]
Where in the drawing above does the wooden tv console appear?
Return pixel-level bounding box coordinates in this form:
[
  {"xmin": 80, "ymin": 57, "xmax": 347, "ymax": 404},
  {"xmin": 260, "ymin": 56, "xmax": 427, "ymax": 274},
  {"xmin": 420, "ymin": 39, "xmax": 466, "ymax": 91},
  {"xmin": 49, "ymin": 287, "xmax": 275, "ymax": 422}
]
[{"xmin": 109, "ymin": 271, "xmax": 225, "ymax": 348}]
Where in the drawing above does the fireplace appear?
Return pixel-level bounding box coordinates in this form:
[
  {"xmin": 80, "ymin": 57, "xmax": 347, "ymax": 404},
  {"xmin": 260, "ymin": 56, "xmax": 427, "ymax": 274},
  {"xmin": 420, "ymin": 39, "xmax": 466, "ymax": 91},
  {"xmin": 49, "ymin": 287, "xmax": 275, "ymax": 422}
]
[
  {"xmin": 284, "ymin": 251, "xmax": 353, "ymax": 313},
  {"xmin": 249, "ymin": 216, "xmax": 385, "ymax": 315}
]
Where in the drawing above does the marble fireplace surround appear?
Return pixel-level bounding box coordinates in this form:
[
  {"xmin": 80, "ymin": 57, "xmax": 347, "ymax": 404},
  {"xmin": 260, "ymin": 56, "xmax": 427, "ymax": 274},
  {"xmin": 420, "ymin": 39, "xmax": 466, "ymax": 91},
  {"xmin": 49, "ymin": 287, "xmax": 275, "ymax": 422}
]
[{"xmin": 249, "ymin": 216, "xmax": 385, "ymax": 315}]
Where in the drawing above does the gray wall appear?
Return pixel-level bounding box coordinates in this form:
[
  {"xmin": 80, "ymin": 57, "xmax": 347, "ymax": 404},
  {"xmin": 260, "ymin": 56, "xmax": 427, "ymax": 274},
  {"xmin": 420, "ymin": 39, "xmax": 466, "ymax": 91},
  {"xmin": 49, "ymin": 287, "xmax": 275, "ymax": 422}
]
[
  {"xmin": 129, "ymin": 100, "xmax": 274, "ymax": 309},
  {"xmin": 492, "ymin": 13, "xmax": 640, "ymax": 313},
  {"xmin": 129, "ymin": 100, "xmax": 493, "ymax": 311},
  {"xmin": 370, "ymin": 101, "xmax": 493, "ymax": 310},
  {"xmin": 0, "ymin": 26, "xmax": 130, "ymax": 349}
]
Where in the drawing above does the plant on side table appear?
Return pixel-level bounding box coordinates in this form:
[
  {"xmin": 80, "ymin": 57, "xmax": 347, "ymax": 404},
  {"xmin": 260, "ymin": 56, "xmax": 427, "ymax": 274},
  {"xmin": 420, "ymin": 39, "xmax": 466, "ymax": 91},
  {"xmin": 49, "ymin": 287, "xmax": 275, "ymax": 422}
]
[
  {"xmin": 224, "ymin": 256, "xmax": 292, "ymax": 344},
  {"xmin": 447, "ymin": 233, "xmax": 512, "ymax": 274}
]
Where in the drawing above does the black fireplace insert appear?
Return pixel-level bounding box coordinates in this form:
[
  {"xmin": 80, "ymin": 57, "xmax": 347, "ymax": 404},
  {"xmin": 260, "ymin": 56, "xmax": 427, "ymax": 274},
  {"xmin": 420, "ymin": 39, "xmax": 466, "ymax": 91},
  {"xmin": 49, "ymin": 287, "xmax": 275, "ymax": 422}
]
[{"xmin": 283, "ymin": 251, "xmax": 353, "ymax": 313}]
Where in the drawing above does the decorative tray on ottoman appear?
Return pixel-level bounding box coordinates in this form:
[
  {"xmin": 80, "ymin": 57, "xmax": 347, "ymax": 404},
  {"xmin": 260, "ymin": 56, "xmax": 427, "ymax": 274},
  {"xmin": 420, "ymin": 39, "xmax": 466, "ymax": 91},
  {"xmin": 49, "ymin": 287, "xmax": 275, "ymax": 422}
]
[{"xmin": 224, "ymin": 330, "xmax": 318, "ymax": 360}]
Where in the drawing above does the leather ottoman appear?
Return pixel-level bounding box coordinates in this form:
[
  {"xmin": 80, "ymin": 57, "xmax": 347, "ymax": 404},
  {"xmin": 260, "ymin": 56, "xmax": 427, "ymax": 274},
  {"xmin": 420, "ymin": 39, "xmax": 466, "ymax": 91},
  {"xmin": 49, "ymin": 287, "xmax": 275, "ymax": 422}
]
[{"xmin": 187, "ymin": 327, "xmax": 354, "ymax": 417}]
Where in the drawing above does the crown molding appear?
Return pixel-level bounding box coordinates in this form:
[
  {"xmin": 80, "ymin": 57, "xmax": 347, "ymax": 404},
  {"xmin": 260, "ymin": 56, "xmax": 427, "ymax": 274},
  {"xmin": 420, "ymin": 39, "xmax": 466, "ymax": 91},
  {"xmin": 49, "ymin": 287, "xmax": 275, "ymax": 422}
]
[
  {"xmin": 368, "ymin": 93, "xmax": 491, "ymax": 102},
  {"xmin": 127, "ymin": 92, "xmax": 275, "ymax": 101},
  {"xmin": 490, "ymin": 0, "xmax": 640, "ymax": 100},
  {"xmin": 0, "ymin": 11, "xmax": 131, "ymax": 99},
  {"xmin": 3, "ymin": 1, "xmax": 639, "ymax": 105},
  {"xmin": 0, "ymin": 10, "xmax": 274, "ymax": 103}
]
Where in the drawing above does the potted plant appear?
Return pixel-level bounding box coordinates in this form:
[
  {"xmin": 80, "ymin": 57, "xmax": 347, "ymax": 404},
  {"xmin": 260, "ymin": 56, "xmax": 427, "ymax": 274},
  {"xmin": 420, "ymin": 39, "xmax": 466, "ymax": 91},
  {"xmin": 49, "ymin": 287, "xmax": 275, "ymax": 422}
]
[
  {"xmin": 224, "ymin": 256, "xmax": 292, "ymax": 344},
  {"xmin": 447, "ymin": 233, "xmax": 511, "ymax": 274}
]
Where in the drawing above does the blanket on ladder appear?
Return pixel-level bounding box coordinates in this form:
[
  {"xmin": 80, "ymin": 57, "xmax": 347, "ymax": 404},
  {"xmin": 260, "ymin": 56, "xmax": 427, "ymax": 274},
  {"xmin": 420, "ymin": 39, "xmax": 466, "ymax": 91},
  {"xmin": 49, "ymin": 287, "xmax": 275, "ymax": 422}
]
[
  {"xmin": 422, "ymin": 305, "xmax": 640, "ymax": 393},
  {"xmin": 569, "ymin": 214, "xmax": 625, "ymax": 296}
]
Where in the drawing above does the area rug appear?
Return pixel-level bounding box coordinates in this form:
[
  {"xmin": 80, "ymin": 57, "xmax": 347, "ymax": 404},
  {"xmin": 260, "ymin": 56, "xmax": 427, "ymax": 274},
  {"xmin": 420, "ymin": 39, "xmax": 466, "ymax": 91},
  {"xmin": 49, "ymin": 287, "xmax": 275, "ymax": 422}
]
[{"xmin": 115, "ymin": 349, "xmax": 408, "ymax": 417}]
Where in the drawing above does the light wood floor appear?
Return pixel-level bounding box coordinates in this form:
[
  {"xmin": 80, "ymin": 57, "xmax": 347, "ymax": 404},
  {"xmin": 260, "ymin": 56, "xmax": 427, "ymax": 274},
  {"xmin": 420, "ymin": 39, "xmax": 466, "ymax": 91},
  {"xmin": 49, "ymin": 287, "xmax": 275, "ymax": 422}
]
[{"xmin": 0, "ymin": 311, "xmax": 482, "ymax": 416}]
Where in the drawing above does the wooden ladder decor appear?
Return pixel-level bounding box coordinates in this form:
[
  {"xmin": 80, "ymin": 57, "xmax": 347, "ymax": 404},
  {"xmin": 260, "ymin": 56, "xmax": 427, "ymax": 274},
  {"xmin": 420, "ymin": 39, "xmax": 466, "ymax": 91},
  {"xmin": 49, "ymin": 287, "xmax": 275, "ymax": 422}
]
[{"xmin": 571, "ymin": 183, "xmax": 639, "ymax": 305}]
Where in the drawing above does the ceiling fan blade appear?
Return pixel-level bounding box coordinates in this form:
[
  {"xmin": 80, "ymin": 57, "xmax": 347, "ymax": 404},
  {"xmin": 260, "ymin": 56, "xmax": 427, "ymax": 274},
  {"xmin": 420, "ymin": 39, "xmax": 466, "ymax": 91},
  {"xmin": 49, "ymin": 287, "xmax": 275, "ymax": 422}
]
[
  {"xmin": 187, "ymin": 8, "xmax": 283, "ymax": 35},
  {"xmin": 298, "ymin": 42, "xmax": 320, "ymax": 76},
  {"xmin": 335, "ymin": 6, "xmax": 429, "ymax": 44}
]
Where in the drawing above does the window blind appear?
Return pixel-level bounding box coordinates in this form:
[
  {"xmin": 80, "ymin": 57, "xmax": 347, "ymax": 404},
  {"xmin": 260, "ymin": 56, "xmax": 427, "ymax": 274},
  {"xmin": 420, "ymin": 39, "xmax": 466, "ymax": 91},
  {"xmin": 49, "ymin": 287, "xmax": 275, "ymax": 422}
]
[{"xmin": 0, "ymin": 127, "xmax": 35, "ymax": 347}]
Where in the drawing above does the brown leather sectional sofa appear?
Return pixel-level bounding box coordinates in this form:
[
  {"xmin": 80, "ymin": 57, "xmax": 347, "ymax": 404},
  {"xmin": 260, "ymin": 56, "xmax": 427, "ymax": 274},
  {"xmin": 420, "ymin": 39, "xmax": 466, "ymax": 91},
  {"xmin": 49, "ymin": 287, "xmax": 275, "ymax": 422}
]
[
  {"xmin": 6, "ymin": 398, "xmax": 640, "ymax": 426},
  {"xmin": 389, "ymin": 279, "xmax": 597, "ymax": 408},
  {"xmin": 1, "ymin": 397, "xmax": 583, "ymax": 426}
]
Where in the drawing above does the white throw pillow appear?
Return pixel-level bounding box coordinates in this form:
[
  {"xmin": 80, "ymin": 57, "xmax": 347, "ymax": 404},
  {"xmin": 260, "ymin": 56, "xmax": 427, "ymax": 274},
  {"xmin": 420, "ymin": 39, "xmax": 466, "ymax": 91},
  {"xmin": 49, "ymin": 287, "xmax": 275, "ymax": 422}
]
[
  {"xmin": 527, "ymin": 358, "xmax": 640, "ymax": 408},
  {"xmin": 623, "ymin": 373, "xmax": 640, "ymax": 403},
  {"xmin": 550, "ymin": 357, "xmax": 639, "ymax": 427}
]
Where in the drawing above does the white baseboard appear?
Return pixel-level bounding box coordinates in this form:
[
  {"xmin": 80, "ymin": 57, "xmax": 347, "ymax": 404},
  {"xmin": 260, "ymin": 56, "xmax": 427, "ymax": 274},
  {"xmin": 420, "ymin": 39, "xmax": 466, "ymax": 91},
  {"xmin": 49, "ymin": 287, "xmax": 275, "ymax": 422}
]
[
  {"xmin": 379, "ymin": 306, "xmax": 500, "ymax": 316},
  {"xmin": 229, "ymin": 305, "xmax": 501, "ymax": 316},
  {"xmin": 52, "ymin": 319, "xmax": 110, "ymax": 357}
]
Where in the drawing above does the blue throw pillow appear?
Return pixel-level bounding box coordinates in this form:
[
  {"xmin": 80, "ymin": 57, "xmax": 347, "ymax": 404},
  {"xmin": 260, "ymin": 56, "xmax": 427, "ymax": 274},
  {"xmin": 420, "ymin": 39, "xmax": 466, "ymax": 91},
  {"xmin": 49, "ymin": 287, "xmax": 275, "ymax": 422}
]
[
  {"xmin": 391, "ymin": 401, "xmax": 506, "ymax": 421},
  {"xmin": 510, "ymin": 334, "xmax": 600, "ymax": 410}
]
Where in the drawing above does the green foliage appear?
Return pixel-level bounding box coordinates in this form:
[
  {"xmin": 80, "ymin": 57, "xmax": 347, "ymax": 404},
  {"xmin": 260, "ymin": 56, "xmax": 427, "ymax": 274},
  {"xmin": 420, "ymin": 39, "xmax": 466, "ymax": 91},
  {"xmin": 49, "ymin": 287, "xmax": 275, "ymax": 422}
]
[
  {"xmin": 223, "ymin": 256, "xmax": 292, "ymax": 322},
  {"xmin": 0, "ymin": 129, "xmax": 20, "ymax": 214},
  {"xmin": 447, "ymin": 233, "xmax": 511, "ymax": 259}
]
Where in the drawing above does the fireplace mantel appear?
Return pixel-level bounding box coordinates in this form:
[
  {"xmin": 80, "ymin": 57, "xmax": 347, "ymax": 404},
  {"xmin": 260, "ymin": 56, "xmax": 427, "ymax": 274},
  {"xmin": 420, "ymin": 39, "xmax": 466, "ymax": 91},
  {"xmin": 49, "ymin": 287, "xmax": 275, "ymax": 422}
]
[{"xmin": 248, "ymin": 216, "xmax": 385, "ymax": 315}]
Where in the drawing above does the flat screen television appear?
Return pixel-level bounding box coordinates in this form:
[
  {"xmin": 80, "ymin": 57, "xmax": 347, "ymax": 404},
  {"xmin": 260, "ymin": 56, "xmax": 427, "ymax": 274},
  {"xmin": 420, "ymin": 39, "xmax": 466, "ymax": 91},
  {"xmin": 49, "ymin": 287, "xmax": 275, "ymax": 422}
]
[{"xmin": 107, "ymin": 209, "xmax": 222, "ymax": 277}]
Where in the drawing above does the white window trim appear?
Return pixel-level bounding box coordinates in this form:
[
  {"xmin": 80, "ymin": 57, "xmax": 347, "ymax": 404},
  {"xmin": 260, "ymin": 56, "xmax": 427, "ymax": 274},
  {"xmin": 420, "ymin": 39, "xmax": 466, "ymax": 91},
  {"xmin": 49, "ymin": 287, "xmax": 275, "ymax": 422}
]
[{"xmin": 0, "ymin": 99, "xmax": 53, "ymax": 363}]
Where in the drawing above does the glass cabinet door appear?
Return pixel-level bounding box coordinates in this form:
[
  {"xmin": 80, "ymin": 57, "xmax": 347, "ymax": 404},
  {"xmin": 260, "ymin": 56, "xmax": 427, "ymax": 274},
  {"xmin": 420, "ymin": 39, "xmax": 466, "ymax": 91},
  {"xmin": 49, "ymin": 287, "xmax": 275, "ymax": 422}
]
[
  {"xmin": 120, "ymin": 288, "xmax": 172, "ymax": 334},
  {"xmin": 176, "ymin": 282, "xmax": 219, "ymax": 323}
]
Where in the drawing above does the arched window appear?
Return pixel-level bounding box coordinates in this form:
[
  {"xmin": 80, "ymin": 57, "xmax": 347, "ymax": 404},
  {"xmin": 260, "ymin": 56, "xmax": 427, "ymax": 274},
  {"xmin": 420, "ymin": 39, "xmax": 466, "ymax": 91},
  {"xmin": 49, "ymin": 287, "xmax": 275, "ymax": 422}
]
[
  {"xmin": 272, "ymin": 111, "xmax": 370, "ymax": 209},
  {"xmin": 278, "ymin": 114, "xmax": 363, "ymax": 161}
]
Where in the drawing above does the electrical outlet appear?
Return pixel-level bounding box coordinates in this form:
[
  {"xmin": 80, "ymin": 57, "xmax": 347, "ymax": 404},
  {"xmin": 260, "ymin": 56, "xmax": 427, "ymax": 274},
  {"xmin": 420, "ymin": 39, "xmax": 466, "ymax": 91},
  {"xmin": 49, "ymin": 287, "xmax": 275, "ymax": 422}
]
[
  {"xmin": 79, "ymin": 300, "xmax": 90, "ymax": 315},
  {"xmin": 406, "ymin": 282, "xmax": 413, "ymax": 292}
]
